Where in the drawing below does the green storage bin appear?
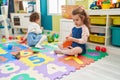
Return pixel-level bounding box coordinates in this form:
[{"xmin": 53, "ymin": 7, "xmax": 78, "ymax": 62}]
[{"xmin": 110, "ymin": 26, "xmax": 120, "ymax": 46}]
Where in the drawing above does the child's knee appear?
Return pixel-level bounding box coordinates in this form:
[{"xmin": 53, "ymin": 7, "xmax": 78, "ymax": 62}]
[
  {"xmin": 58, "ymin": 42, "xmax": 63, "ymax": 49},
  {"xmin": 72, "ymin": 47, "xmax": 82, "ymax": 54}
]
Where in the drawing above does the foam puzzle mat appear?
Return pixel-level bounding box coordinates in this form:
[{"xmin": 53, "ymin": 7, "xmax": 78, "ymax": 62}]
[{"xmin": 0, "ymin": 42, "xmax": 108, "ymax": 80}]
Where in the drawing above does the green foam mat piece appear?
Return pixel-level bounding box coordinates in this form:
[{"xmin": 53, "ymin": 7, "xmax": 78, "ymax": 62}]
[{"xmin": 82, "ymin": 49, "xmax": 108, "ymax": 61}]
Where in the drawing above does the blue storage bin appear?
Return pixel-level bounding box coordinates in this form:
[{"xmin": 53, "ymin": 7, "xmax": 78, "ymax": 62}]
[{"xmin": 110, "ymin": 26, "xmax": 120, "ymax": 46}]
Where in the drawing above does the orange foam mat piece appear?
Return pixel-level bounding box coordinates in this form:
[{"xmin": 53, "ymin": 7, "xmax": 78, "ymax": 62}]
[{"xmin": 59, "ymin": 55, "xmax": 94, "ymax": 70}]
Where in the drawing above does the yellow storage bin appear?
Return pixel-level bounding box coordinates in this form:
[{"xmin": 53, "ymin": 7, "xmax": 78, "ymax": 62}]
[
  {"xmin": 89, "ymin": 34, "xmax": 105, "ymax": 44},
  {"xmin": 90, "ymin": 16, "xmax": 106, "ymax": 25},
  {"xmin": 111, "ymin": 16, "xmax": 120, "ymax": 25}
]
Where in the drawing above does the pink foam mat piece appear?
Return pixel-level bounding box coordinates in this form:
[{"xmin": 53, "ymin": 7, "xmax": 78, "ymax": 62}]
[{"xmin": 59, "ymin": 55, "xmax": 94, "ymax": 70}]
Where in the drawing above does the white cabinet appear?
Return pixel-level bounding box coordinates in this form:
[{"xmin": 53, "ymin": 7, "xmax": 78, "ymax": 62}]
[
  {"xmin": 60, "ymin": 19, "xmax": 75, "ymax": 41},
  {"xmin": 11, "ymin": 13, "xmax": 31, "ymax": 29}
]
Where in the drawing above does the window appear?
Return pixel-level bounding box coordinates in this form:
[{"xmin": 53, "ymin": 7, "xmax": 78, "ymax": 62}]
[{"xmin": 48, "ymin": 0, "xmax": 66, "ymax": 15}]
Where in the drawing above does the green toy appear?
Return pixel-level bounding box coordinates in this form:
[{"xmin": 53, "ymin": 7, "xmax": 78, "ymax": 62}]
[{"xmin": 47, "ymin": 32, "xmax": 54, "ymax": 43}]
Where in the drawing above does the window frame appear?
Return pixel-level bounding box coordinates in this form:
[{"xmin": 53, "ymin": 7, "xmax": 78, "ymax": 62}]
[{"xmin": 47, "ymin": 0, "xmax": 66, "ymax": 15}]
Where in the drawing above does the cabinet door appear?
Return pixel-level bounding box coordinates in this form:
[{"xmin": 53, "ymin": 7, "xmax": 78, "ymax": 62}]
[{"xmin": 60, "ymin": 19, "xmax": 75, "ymax": 41}]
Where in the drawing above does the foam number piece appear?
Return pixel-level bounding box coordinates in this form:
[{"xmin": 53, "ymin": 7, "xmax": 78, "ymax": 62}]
[
  {"xmin": 20, "ymin": 53, "xmax": 54, "ymax": 67},
  {"xmin": 29, "ymin": 56, "xmax": 45, "ymax": 64},
  {"xmin": 0, "ymin": 63, "xmax": 20, "ymax": 74},
  {"xmin": 0, "ymin": 60, "xmax": 29, "ymax": 78}
]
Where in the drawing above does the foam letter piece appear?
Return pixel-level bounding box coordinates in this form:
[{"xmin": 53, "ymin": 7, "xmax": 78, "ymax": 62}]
[{"xmin": 34, "ymin": 60, "xmax": 75, "ymax": 80}]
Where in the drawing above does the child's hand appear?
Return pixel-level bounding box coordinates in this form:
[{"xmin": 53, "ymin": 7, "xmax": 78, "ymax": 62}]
[{"xmin": 66, "ymin": 36, "xmax": 73, "ymax": 41}]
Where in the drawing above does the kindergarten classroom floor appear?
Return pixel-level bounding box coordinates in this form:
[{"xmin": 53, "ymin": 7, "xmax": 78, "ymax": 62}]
[
  {"xmin": 62, "ymin": 47, "xmax": 120, "ymax": 80},
  {"xmin": 0, "ymin": 41, "xmax": 120, "ymax": 80}
]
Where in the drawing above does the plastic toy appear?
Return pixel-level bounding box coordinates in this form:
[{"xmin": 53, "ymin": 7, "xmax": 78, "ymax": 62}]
[
  {"xmin": 63, "ymin": 40, "xmax": 72, "ymax": 48},
  {"xmin": 47, "ymin": 31, "xmax": 59, "ymax": 43},
  {"xmin": 47, "ymin": 35, "xmax": 54, "ymax": 43},
  {"xmin": 47, "ymin": 32, "xmax": 54, "ymax": 43},
  {"xmin": 95, "ymin": 46, "xmax": 101, "ymax": 51},
  {"xmin": 97, "ymin": 0, "xmax": 102, "ymax": 6},
  {"xmin": 2, "ymin": 35, "xmax": 6, "ymax": 38},
  {"xmin": 8, "ymin": 44, "xmax": 13, "ymax": 50},
  {"xmin": 101, "ymin": 47, "xmax": 107, "ymax": 52},
  {"xmin": 90, "ymin": 0, "xmax": 101, "ymax": 9},
  {"xmin": 2, "ymin": 38, "xmax": 6, "ymax": 42},
  {"xmin": 95, "ymin": 46, "xmax": 107, "ymax": 52},
  {"xmin": 9, "ymin": 36, "xmax": 13, "ymax": 40},
  {"xmin": 20, "ymin": 37, "xmax": 24, "ymax": 41},
  {"xmin": 16, "ymin": 36, "xmax": 21, "ymax": 40},
  {"xmin": 53, "ymin": 33, "xmax": 59, "ymax": 42}
]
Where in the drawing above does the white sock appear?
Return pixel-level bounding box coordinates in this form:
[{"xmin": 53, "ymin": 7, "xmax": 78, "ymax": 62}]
[
  {"xmin": 35, "ymin": 45, "xmax": 43, "ymax": 49},
  {"xmin": 35, "ymin": 35, "xmax": 47, "ymax": 48}
]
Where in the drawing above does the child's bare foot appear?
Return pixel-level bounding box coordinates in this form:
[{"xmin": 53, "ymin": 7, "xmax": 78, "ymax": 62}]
[{"xmin": 54, "ymin": 50, "xmax": 63, "ymax": 54}]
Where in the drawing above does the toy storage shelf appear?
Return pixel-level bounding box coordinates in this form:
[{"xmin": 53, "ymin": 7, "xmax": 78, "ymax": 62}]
[
  {"xmin": 87, "ymin": 9, "xmax": 120, "ymax": 47},
  {"xmin": 60, "ymin": 9, "xmax": 120, "ymax": 48}
]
